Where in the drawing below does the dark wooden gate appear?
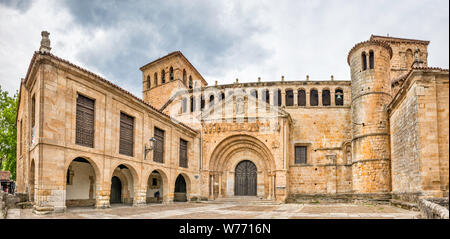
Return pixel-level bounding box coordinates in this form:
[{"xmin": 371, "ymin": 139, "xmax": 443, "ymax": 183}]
[
  {"xmin": 110, "ymin": 176, "xmax": 122, "ymax": 203},
  {"xmin": 234, "ymin": 160, "xmax": 257, "ymax": 196}
]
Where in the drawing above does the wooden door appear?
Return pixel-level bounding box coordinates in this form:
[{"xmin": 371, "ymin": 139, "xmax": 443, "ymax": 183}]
[{"xmin": 234, "ymin": 160, "xmax": 257, "ymax": 196}]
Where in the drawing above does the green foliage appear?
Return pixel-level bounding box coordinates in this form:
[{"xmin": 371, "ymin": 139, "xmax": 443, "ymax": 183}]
[{"xmin": 0, "ymin": 86, "xmax": 18, "ymax": 180}]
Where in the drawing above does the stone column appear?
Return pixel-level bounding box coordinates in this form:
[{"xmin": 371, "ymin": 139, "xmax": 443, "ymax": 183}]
[
  {"xmin": 269, "ymin": 91, "xmax": 274, "ymax": 106},
  {"xmin": 196, "ymin": 94, "xmax": 201, "ymax": 112},
  {"xmin": 306, "ymin": 91, "xmax": 310, "ymax": 107},
  {"xmin": 268, "ymin": 174, "xmax": 272, "ymax": 200},
  {"xmin": 318, "ymin": 89, "xmax": 322, "ymax": 106},
  {"xmin": 209, "ymin": 174, "xmax": 214, "ymax": 199},
  {"xmin": 272, "ymin": 175, "xmax": 276, "ymax": 199},
  {"xmin": 281, "ymin": 91, "xmax": 286, "ymax": 107},
  {"xmin": 331, "ymin": 90, "xmax": 335, "ymax": 106},
  {"xmin": 293, "ymin": 91, "xmax": 298, "ymax": 106},
  {"xmin": 133, "ymin": 186, "xmax": 147, "ymax": 206},
  {"xmin": 187, "ymin": 95, "xmax": 191, "ymax": 113},
  {"xmin": 95, "ymin": 187, "xmax": 111, "ymax": 209},
  {"xmin": 218, "ymin": 173, "xmax": 222, "ymax": 198}
]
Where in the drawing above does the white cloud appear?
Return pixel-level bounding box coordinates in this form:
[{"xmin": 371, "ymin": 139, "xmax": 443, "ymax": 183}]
[{"xmin": 0, "ymin": 0, "xmax": 448, "ymax": 98}]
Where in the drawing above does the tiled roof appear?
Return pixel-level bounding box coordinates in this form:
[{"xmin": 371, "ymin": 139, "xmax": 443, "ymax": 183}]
[
  {"xmin": 347, "ymin": 40, "xmax": 393, "ymax": 65},
  {"xmin": 370, "ymin": 35, "xmax": 430, "ymax": 45},
  {"xmin": 391, "ymin": 66, "xmax": 449, "ymax": 88},
  {"xmin": 23, "ymin": 51, "xmax": 199, "ymax": 134}
]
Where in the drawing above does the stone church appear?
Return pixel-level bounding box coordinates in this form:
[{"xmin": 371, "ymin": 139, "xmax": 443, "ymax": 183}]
[{"xmin": 15, "ymin": 31, "xmax": 448, "ymax": 213}]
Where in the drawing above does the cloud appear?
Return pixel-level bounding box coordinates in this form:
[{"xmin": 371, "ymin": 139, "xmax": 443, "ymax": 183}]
[{"xmin": 0, "ymin": 0, "xmax": 448, "ymax": 98}]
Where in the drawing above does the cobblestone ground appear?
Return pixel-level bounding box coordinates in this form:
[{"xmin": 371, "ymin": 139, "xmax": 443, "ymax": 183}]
[{"xmin": 6, "ymin": 202, "xmax": 420, "ymax": 219}]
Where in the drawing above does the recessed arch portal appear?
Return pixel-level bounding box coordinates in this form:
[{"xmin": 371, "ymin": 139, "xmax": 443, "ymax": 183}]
[{"xmin": 209, "ymin": 134, "xmax": 276, "ymax": 199}]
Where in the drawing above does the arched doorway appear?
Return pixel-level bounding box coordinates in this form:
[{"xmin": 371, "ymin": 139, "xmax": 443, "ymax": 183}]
[
  {"xmin": 208, "ymin": 134, "xmax": 276, "ymax": 199},
  {"xmin": 110, "ymin": 176, "xmax": 122, "ymax": 204},
  {"xmin": 146, "ymin": 170, "xmax": 164, "ymax": 203},
  {"xmin": 65, "ymin": 157, "xmax": 97, "ymax": 207},
  {"xmin": 110, "ymin": 164, "xmax": 135, "ymax": 204},
  {"xmin": 29, "ymin": 160, "xmax": 35, "ymax": 202},
  {"xmin": 235, "ymin": 160, "xmax": 257, "ymax": 196},
  {"xmin": 174, "ymin": 174, "xmax": 187, "ymax": 202}
]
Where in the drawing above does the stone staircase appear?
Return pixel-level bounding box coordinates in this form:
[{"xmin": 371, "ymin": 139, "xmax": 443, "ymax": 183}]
[{"xmin": 201, "ymin": 196, "xmax": 280, "ymax": 205}]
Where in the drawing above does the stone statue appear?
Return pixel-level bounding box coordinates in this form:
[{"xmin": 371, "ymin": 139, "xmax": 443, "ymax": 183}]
[
  {"xmin": 236, "ymin": 97, "xmax": 244, "ymax": 114},
  {"xmin": 39, "ymin": 31, "xmax": 51, "ymax": 53}
]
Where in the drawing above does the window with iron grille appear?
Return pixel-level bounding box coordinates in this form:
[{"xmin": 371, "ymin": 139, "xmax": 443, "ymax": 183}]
[
  {"xmin": 179, "ymin": 139, "xmax": 188, "ymax": 168},
  {"xmin": 76, "ymin": 94, "xmax": 95, "ymax": 148},
  {"xmin": 119, "ymin": 112, "xmax": 134, "ymax": 156},
  {"xmin": 153, "ymin": 127, "xmax": 165, "ymax": 163},
  {"xmin": 295, "ymin": 146, "xmax": 307, "ymax": 164}
]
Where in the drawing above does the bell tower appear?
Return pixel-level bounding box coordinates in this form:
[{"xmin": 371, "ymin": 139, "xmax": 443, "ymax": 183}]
[{"xmin": 348, "ymin": 40, "xmax": 393, "ymax": 194}]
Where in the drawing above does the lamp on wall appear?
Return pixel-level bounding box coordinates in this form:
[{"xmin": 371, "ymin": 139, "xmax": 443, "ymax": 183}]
[{"xmin": 144, "ymin": 137, "xmax": 156, "ymax": 160}]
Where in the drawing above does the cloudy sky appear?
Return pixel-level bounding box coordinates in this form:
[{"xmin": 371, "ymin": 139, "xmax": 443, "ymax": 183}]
[{"xmin": 0, "ymin": 0, "xmax": 448, "ymax": 97}]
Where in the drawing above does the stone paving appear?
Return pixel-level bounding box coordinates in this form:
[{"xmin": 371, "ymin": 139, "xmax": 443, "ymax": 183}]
[{"xmin": 6, "ymin": 202, "xmax": 420, "ymax": 219}]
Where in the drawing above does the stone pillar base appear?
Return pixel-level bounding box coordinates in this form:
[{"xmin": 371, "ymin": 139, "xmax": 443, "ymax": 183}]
[
  {"xmin": 133, "ymin": 202, "xmax": 147, "ymax": 207},
  {"xmin": 32, "ymin": 205, "xmax": 54, "ymax": 215}
]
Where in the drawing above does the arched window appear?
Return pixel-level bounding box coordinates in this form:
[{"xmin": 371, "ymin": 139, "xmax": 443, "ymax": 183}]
[
  {"xmin": 369, "ymin": 51, "xmax": 374, "ymax": 69},
  {"xmin": 220, "ymin": 92, "xmax": 225, "ymax": 101},
  {"xmin": 188, "ymin": 76, "xmax": 193, "ymax": 89},
  {"xmin": 183, "ymin": 69, "xmax": 187, "ymax": 86},
  {"xmin": 322, "ymin": 89, "xmax": 330, "ymax": 106},
  {"xmin": 362, "ymin": 52, "xmax": 367, "ymax": 71},
  {"xmin": 310, "ymin": 89, "xmax": 318, "ymax": 106},
  {"xmin": 170, "ymin": 67, "xmax": 174, "ymax": 81},
  {"xmin": 190, "ymin": 96, "xmax": 195, "ymax": 112},
  {"xmin": 181, "ymin": 98, "xmax": 187, "ymax": 113},
  {"xmin": 146, "ymin": 75, "xmax": 151, "ymax": 89},
  {"xmin": 154, "ymin": 72, "xmax": 158, "ymax": 86},
  {"xmin": 298, "ymin": 89, "xmax": 306, "ymax": 106},
  {"xmin": 406, "ymin": 49, "xmax": 413, "ymax": 68},
  {"xmin": 209, "ymin": 94, "xmax": 214, "ymax": 107},
  {"xmin": 275, "ymin": 89, "xmax": 281, "ymax": 106},
  {"xmin": 162, "ymin": 70, "xmax": 166, "ymax": 83},
  {"xmin": 346, "ymin": 145, "xmax": 352, "ymax": 164},
  {"xmin": 285, "ymin": 89, "xmax": 294, "ymax": 106},
  {"xmin": 335, "ymin": 89, "xmax": 344, "ymax": 106}
]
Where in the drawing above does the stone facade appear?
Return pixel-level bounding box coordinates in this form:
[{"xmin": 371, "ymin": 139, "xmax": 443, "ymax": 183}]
[{"xmin": 15, "ymin": 33, "xmax": 449, "ymax": 213}]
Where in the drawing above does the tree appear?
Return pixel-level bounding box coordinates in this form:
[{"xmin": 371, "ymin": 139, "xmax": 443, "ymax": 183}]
[{"xmin": 0, "ymin": 86, "xmax": 18, "ymax": 180}]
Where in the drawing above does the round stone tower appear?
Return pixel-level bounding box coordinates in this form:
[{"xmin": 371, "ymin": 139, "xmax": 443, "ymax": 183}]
[{"xmin": 348, "ymin": 40, "xmax": 392, "ymax": 194}]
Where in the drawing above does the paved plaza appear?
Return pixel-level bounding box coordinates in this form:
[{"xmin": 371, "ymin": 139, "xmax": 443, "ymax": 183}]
[{"xmin": 6, "ymin": 202, "xmax": 420, "ymax": 219}]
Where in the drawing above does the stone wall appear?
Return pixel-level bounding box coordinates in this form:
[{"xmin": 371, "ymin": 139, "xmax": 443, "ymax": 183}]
[
  {"xmin": 418, "ymin": 198, "xmax": 449, "ymax": 219},
  {"xmin": 389, "ymin": 71, "xmax": 449, "ymax": 198},
  {"xmin": 390, "ymin": 82, "xmax": 421, "ymax": 194},
  {"xmin": 16, "ymin": 53, "xmax": 202, "ymax": 212}
]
